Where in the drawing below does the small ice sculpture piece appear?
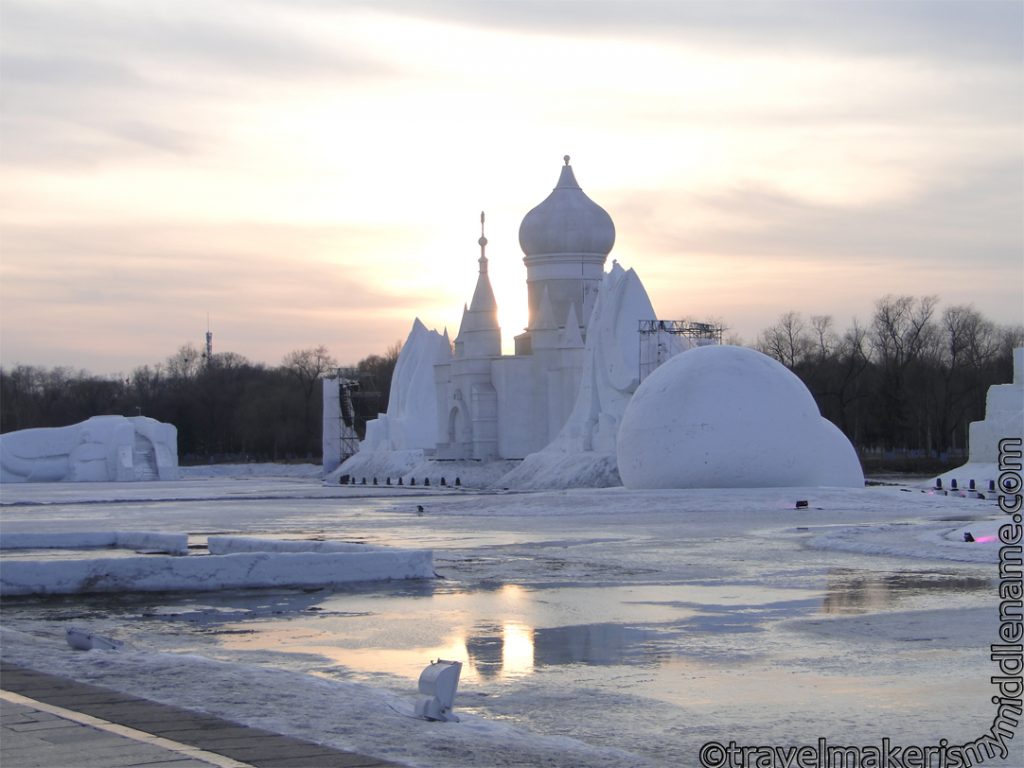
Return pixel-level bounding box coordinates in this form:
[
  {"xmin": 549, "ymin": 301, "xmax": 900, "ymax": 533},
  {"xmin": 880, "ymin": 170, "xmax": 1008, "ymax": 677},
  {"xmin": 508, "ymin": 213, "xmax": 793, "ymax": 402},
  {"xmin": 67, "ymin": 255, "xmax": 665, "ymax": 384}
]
[
  {"xmin": 66, "ymin": 626, "xmax": 125, "ymax": 651},
  {"xmin": 414, "ymin": 659, "xmax": 462, "ymax": 722}
]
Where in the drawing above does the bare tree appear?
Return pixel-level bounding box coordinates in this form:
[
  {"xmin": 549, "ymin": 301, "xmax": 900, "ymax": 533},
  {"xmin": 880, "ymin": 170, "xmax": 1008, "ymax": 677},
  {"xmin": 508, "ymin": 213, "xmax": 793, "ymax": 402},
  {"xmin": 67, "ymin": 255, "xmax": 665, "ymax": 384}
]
[
  {"xmin": 756, "ymin": 311, "xmax": 813, "ymax": 368},
  {"xmin": 809, "ymin": 315, "xmax": 839, "ymax": 361},
  {"xmin": 282, "ymin": 345, "xmax": 338, "ymax": 456}
]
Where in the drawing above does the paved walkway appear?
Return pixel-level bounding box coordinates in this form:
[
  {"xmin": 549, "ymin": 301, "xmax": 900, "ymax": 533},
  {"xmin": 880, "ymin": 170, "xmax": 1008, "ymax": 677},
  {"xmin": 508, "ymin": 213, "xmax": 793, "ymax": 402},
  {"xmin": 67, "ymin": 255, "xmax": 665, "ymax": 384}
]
[{"xmin": 1, "ymin": 662, "xmax": 400, "ymax": 768}]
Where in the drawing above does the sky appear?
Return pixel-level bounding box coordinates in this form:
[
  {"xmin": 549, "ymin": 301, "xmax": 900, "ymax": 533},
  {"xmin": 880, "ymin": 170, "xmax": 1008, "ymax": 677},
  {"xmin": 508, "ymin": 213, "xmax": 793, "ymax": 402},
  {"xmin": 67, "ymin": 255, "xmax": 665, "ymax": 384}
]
[{"xmin": 1, "ymin": 0, "xmax": 1022, "ymax": 375}]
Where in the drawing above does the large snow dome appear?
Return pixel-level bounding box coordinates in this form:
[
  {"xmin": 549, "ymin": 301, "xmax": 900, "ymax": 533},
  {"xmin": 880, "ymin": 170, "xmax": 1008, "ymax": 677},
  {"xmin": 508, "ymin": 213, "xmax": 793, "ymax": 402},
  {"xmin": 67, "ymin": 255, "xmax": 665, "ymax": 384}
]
[{"xmin": 616, "ymin": 345, "xmax": 864, "ymax": 489}]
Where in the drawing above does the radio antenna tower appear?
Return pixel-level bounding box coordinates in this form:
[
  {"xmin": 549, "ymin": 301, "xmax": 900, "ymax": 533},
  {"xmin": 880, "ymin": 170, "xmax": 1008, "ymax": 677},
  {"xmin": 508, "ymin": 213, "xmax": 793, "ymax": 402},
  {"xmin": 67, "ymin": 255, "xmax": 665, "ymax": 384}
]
[{"xmin": 204, "ymin": 314, "xmax": 213, "ymax": 365}]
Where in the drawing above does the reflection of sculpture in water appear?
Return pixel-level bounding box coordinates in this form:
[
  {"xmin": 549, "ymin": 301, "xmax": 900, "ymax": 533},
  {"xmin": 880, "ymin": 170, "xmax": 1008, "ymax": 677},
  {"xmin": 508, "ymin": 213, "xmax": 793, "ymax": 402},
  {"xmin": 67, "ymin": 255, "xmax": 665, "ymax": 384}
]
[
  {"xmin": 464, "ymin": 619, "xmax": 660, "ymax": 677},
  {"xmin": 820, "ymin": 570, "xmax": 991, "ymax": 615},
  {"xmin": 1, "ymin": 415, "xmax": 178, "ymax": 483}
]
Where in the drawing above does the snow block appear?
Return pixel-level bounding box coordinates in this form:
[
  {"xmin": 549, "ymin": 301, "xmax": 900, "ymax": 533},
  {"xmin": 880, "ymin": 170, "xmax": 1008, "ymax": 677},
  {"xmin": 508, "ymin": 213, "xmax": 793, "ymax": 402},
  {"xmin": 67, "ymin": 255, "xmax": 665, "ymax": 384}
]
[
  {"xmin": 0, "ymin": 549, "xmax": 435, "ymax": 596},
  {"xmin": 0, "ymin": 531, "xmax": 188, "ymax": 555}
]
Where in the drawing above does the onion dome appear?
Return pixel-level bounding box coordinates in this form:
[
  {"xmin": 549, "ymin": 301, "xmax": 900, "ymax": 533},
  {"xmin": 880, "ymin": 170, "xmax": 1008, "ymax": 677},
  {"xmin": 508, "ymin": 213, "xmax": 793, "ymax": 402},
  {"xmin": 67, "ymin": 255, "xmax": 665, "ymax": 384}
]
[{"xmin": 518, "ymin": 156, "xmax": 615, "ymax": 258}]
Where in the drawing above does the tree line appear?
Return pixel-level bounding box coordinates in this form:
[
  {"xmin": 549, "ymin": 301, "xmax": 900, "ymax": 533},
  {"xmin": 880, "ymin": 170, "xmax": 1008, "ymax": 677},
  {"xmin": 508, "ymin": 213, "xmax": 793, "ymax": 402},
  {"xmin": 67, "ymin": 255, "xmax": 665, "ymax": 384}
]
[
  {"xmin": 0, "ymin": 343, "xmax": 400, "ymax": 464},
  {"xmin": 755, "ymin": 295, "xmax": 1021, "ymax": 468},
  {"xmin": 1, "ymin": 294, "xmax": 1019, "ymax": 468}
]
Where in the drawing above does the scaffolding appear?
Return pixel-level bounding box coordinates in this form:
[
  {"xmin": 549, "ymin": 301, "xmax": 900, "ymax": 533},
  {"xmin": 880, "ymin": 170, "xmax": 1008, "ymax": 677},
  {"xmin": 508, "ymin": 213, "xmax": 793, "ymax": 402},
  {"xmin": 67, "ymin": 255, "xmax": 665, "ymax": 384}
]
[
  {"xmin": 322, "ymin": 369, "xmax": 362, "ymax": 473},
  {"xmin": 638, "ymin": 319, "xmax": 723, "ymax": 382}
]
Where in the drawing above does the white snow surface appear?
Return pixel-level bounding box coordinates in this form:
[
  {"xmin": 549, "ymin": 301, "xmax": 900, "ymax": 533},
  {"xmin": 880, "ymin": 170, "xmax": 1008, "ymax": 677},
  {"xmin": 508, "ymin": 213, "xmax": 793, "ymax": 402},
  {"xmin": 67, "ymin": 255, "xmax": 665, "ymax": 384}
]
[
  {"xmin": 617, "ymin": 345, "xmax": 864, "ymax": 488},
  {"xmin": 0, "ymin": 473, "xmax": 1017, "ymax": 767}
]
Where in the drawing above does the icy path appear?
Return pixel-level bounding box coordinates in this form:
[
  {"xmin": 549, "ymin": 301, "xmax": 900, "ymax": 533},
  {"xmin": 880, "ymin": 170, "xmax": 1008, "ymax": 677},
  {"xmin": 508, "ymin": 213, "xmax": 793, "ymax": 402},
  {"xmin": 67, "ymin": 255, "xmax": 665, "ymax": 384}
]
[{"xmin": 0, "ymin": 476, "xmax": 1016, "ymax": 767}]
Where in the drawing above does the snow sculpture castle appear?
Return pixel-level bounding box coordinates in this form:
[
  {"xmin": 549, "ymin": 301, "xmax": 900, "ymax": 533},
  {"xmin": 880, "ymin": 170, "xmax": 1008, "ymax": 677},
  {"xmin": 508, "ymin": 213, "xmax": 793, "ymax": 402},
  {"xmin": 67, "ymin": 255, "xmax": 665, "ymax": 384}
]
[
  {"xmin": 434, "ymin": 156, "xmax": 612, "ymax": 461},
  {"xmin": 336, "ymin": 155, "xmax": 684, "ymax": 487}
]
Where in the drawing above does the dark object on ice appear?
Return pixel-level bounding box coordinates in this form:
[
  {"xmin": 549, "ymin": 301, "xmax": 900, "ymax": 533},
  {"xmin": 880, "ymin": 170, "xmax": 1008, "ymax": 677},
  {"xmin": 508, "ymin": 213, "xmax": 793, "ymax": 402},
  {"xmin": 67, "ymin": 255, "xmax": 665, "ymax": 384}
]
[
  {"xmin": 935, "ymin": 478, "xmax": 943, "ymax": 489},
  {"xmin": 373, "ymin": 477, "xmax": 378, "ymax": 485},
  {"xmin": 950, "ymin": 479, "xmax": 958, "ymax": 490},
  {"xmin": 361, "ymin": 477, "xmax": 367, "ymax": 485},
  {"xmin": 441, "ymin": 477, "xmax": 447, "ymax": 486},
  {"xmin": 425, "ymin": 477, "xmax": 430, "ymax": 486},
  {"xmin": 455, "ymin": 477, "xmax": 461, "ymax": 487},
  {"xmin": 968, "ymin": 479, "xmax": 976, "ymax": 491},
  {"xmin": 339, "ymin": 474, "xmax": 350, "ymax": 485},
  {"xmin": 386, "ymin": 477, "xmax": 392, "ymax": 485},
  {"xmin": 989, "ymin": 480, "xmax": 997, "ymax": 492},
  {"xmin": 795, "ymin": 500, "xmax": 809, "ymax": 509},
  {"xmin": 410, "ymin": 477, "xmax": 416, "ymax": 486},
  {"xmin": 417, "ymin": 505, "xmax": 424, "ymax": 516},
  {"xmin": 398, "ymin": 477, "xmax": 403, "ymax": 485},
  {"xmin": 963, "ymin": 532, "xmax": 975, "ymax": 543}
]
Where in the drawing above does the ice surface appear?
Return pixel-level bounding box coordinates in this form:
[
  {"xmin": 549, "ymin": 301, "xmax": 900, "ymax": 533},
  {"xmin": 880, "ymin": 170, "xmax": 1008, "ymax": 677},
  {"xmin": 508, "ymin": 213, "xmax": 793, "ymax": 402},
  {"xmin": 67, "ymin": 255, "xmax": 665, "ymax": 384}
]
[
  {"xmin": 617, "ymin": 345, "xmax": 864, "ymax": 488},
  {"xmin": 1, "ymin": 415, "xmax": 178, "ymax": 483},
  {"xmin": 0, "ymin": 474, "xmax": 1015, "ymax": 767}
]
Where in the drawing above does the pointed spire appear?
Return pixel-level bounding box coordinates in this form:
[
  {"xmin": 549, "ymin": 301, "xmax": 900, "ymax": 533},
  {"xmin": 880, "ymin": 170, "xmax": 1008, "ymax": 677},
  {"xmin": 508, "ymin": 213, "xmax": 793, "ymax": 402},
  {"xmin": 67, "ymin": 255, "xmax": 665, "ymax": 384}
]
[
  {"xmin": 478, "ymin": 211, "xmax": 488, "ymax": 269},
  {"xmin": 469, "ymin": 212, "xmax": 497, "ymax": 313},
  {"xmin": 555, "ymin": 154, "xmax": 581, "ymax": 191},
  {"xmin": 560, "ymin": 302, "xmax": 583, "ymax": 348},
  {"xmin": 535, "ymin": 285, "xmax": 557, "ymax": 330}
]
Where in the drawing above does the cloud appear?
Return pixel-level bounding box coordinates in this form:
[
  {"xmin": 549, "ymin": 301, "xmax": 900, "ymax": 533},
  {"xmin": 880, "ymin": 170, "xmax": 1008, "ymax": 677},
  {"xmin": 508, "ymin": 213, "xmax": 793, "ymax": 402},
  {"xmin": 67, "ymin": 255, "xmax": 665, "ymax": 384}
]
[
  {"xmin": 337, "ymin": 0, "xmax": 1023, "ymax": 64},
  {"xmin": 643, "ymin": 161, "xmax": 1022, "ymax": 267},
  {"xmin": 0, "ymin": 1, "xmax": 392, "ymax": 168},
  {"xmin": 0, "ymin": 221, "xmax": 424, "ymax": 372}
]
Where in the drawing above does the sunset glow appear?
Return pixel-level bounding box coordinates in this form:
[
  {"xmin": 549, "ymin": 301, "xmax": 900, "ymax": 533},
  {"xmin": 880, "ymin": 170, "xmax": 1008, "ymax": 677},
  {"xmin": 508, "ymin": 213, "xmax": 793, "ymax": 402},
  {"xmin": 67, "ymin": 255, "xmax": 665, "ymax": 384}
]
[{"xmin": 2, "ymin": 1, "xmax": 1020, "ymax": 372}]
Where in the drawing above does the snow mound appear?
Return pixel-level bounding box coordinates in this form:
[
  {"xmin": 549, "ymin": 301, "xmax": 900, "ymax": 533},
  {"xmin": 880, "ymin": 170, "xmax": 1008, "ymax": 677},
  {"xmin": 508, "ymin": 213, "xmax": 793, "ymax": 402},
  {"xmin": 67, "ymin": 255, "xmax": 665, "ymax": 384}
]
[
  {"xmin": 497, "ymin": 450, "xmax": 620, "ymax": 490},
  {"xmin": 616, "ymin": 345, "xmax": 864, "ymax": 489}
]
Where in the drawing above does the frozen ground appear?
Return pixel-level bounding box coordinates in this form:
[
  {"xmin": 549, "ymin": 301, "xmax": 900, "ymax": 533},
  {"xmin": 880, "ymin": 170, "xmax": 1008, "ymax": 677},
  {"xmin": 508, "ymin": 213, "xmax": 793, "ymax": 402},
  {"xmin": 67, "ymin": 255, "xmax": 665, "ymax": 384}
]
[{"xmin": 0, "ymin": 470, "xmax": 1016, "ymax": 767}]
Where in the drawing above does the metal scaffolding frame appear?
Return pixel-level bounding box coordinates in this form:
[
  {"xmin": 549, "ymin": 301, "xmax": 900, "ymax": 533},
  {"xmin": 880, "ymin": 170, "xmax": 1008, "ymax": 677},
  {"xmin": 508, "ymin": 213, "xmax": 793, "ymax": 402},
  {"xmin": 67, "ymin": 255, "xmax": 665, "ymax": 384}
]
[{"xmin": 638, "ymin": 319, "xmax": 723, "ymax": 382}]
